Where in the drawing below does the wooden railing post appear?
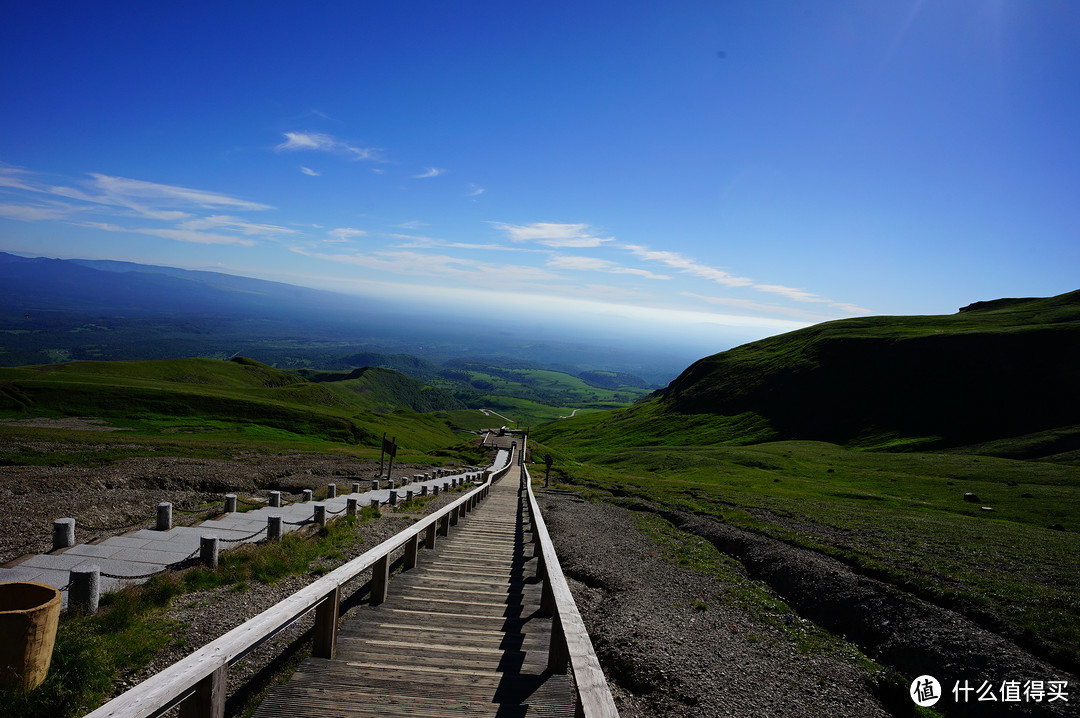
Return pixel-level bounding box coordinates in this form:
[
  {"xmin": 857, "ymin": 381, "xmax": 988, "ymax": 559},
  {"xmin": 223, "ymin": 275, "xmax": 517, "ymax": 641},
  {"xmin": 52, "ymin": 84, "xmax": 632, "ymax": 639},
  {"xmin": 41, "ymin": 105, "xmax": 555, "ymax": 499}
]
[
  {"xmin": 371, "ymin": 555, "xmax": 389, "ymax": 605},
  {"xmin": 425, "ymin": 522, "xmax": 437, "ymax": 550},
  {"xmin": 313, "ymin": 586, "xmax": 340, "ymax": 659},
  {"xmin": 547, "ymin": 613, "xmax": 570, "ymax": 674},
  {"xmin": 404, "ymin": 533, "xmax": 420, "ymax": 570},
  {"xmin": 179, "ymin": 663, "xmax": 227, "ymax": 718}
]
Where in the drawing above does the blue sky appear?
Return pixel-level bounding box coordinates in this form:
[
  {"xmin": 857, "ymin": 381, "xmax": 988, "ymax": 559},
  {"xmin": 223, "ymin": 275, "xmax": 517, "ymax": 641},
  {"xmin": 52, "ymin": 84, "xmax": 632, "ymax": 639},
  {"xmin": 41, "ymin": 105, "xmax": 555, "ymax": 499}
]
[{"xmin": 2, "ymin": 1, "xmax": 1078, "ymax": 354}]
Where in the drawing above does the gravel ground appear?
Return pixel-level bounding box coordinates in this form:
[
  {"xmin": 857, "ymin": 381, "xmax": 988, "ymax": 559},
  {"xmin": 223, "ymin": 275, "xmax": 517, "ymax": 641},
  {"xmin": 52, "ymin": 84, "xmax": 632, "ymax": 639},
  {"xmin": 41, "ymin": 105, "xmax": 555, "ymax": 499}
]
[
  {"xmin": 536, "ymin": 489, "xmax": 891, "ymax": 718},
  {"xmin": 536, "ymin": 489, "xmax": 1078, "ymax": 718}
]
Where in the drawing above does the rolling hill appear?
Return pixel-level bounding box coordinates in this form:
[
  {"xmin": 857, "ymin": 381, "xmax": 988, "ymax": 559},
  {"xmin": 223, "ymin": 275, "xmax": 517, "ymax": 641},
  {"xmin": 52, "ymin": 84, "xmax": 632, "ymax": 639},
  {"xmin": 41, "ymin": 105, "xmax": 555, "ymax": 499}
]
[{"xmin": 537, "ymin": 289, "xmax": 1080, "ymax": 459}]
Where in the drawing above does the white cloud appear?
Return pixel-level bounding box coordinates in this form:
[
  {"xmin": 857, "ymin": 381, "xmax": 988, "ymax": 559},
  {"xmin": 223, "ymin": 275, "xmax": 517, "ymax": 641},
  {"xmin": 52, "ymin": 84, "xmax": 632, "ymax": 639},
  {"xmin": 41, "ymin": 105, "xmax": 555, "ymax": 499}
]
[
  {"xmin": 466, "ymin": 183, "xmax": 485, "ymax": 197},
  {"xmin": 274, "ymin": 131, "xmax": 380, "ymax": 161},
  {"xmin": 622, "ymin": 244, "xmax": 753, "ymax": 287},
  {"xmin": 828, "ymin": 302, "xmax": 874, "ymax": 315},
  {"xmin": 751, "ymin": 283, "xmax": 826, "ymax": 303},
  {"xmin": 413, "ymin": 167, "xmax": 445, "ymax": 179},
  {"xmin": 491, "ymin": 222, "xmax": 614, "ymax": 248},
  {"xmin": 78, "ymin": 223, "xmax": 256, "ymax": 246},
  {"xmin": 327, "ymin": 227, "xmax": 367, "ymax": 243},
  {"xmin": 546, "ymin": 255, "xmax": 670, "ymax": 280},
  {"xmin": 0, "ymin": 202, "xmax": 77, "ymax": 221},
  {"xmin": 88, "ymin": 174, "xmax": 271, "ymax": 211},
  {"xmin": 178, "ymin": 215, "xmax": 298, "ymax": 237},
  {"xmin": 299, "ymin": 166, "xmax": 321, "ymax": 176},
  {"xmin": 290, "ymin": 246, "xmax": 563, "ymax": 283}
]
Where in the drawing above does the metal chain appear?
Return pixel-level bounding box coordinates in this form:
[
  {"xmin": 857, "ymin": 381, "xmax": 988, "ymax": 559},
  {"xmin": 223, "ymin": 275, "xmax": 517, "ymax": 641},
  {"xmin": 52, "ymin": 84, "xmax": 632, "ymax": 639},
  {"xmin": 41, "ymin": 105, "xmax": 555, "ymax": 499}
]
[
  {"xmin": 100, "ymin": 566, "xmax": 168, "ymax": 580},
  {"xmin": 326, "ymin": 505, "xmax": 347, "ymax": 515},
  {"xmin": 98, "ymin": 545, "xmax": 202, "ymax": 581},
  {"xmin": 283, "ymin": 517, "xmax": 310, "ymax": 526},
  {"xmin": 217, "ymin": 526, "xmax": 267, "ymax": 543},
  {"xmin": 81, "ymin": 516, "xmax": 151, "ymax": 532}
]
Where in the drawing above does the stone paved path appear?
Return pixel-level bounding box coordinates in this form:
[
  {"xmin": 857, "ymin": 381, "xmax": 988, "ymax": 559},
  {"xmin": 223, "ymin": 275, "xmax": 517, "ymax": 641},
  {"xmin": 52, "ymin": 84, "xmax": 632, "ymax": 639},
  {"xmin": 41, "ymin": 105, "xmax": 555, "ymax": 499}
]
[{"xmin": 0, "ymin": 469, "xmax": 481, "ymax": 608}]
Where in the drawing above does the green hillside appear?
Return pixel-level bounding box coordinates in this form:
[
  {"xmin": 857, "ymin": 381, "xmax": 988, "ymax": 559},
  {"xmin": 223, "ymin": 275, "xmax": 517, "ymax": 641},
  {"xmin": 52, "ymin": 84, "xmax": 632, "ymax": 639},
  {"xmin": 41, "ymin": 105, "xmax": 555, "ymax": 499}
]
[
  {"xmin": 0, "ymin": 357, "xmax": 472, "ymax": 457},
  {"xmin": 532, "ymin": 290, "xmax": 1080, "ymax": 680},
  {"xmin": 312, "ymin": 366, "xmax": 466, "ymax": 413},
  {"xmin": 540, "ymin": 289, "xmax": 1080, "ymax": 456}
]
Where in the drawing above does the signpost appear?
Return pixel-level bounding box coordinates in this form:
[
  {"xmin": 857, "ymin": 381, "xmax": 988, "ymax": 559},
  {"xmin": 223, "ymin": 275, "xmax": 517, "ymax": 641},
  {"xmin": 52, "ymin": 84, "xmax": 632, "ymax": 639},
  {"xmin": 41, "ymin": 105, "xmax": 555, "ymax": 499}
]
[{"xmin": 379, "ymin": 433, "xmax": 398, "ymax": 478}]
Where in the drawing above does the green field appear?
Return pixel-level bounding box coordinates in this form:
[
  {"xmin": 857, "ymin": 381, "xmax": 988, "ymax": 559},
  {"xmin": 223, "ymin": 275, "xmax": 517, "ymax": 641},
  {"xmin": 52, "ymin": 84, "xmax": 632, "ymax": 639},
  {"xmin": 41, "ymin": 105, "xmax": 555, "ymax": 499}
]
[
  {"xmin": 530, "ymin": 429, "xmax": 1080, "ymax": 672},
  {"xmin": 0, "ymin": 357, "xmax": 479, "ymax": 462}
]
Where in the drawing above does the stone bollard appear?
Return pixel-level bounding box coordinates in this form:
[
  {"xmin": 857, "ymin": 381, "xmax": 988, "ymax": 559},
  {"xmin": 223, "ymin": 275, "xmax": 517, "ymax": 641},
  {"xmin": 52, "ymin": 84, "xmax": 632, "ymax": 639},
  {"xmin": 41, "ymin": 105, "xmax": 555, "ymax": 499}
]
[
  {"xmin": 69, "ymin": 565, "xmax": 100, "ymax": 615},
  {"xmin": 269, "ymin": 491, "xmax": 281, "ymax": 508},
  {"xmin": 407, "ymin": 489, "xmax": 415, "ymax": 501},
  {"xmin": 156, "ymin": 503, "xmax": 173, "ymax": 531},
  {"xmin": 370, "ymin": 498, "xmax": 380, "ymax": 509},
  {"xmin": 224, "ymin": 494, "xmax": 237, "ymax": 513},
  {"xmin": 268, "ymin": 515, "xmax": 283, "ymax": 541},
  {"xmin": 421, "ymin": 485, "xmax": 429, "ymax": 497},
  {"xmin": 327, "ymin": 483, "xmax": 337, "ymax": 499},
  {"xmin": 352, "ymin": 482, "xmax": 361, "ymax": 494},
  {"xmin": 452, "ymin": 478, "xmax": 458, "ymax": 488},
  {"xmin": 347, "ymin": 498, "xmax": 358, "ymax": 516},
  {"xmin": 53, "ymin": 518, "xmax": 75, "ymax": 550},
  {"xmin": 414, "ymin": 474, "xmax": 424, "ymax": 484},
  {"xmin": 303, "ymin": 489, "xmax": 313, "ymax": 502},
  {"xmin": 371, "ymin": 479, "xmax": 380, "ymax": 490},
  {"xmin": 314, "ymin": 504, "xmax": 327, "ymax": 527},
  {"xmin": 388, "ymin": 479, "xmax": 396, "ymax": 489},
  {"xmin": 433, "ymin": 485, "xmax": 440, "ymax": 496},
  {"xmin": 200, "ymin": 536, "xmax": 219, "ymax": 569},
  {"xmin": 388, "ymin": 490, "xmax": 398, "ymax": 507}
]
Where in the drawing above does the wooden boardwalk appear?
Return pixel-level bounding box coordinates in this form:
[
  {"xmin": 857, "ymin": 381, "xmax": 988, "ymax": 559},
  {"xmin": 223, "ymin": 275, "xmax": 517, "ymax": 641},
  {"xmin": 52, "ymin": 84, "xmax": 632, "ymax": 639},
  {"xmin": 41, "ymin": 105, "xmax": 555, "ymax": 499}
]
[{"xmin": 252, "ymin": 464, "xmax": 576, "ymax": 717}]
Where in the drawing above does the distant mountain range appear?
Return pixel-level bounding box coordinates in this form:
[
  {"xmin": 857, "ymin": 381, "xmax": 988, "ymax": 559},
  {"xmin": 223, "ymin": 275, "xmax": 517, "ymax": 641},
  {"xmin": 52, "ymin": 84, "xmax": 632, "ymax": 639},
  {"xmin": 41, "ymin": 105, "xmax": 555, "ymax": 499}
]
[{"xmin": 0, "ymin": 251, "xmax": 687, "ymax": 382}]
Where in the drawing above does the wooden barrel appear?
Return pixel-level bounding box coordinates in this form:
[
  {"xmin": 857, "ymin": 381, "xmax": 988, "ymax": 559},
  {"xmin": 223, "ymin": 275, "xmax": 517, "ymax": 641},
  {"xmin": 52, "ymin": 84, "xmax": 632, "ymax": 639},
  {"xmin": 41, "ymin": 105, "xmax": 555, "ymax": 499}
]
[{"xmin": 0, "ymin": 581, "xmax": 62, "ymax": 691}]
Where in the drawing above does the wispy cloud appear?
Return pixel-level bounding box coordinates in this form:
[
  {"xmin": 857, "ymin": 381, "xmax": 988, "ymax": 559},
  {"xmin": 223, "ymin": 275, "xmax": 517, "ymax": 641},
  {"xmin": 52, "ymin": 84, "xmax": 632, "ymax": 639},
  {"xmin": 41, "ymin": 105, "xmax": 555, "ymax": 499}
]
[
  {"xmin": 299, "ymin": 166, "xmax": 321, "ymax": 176},
  {"xmin": 388, "ymin": 233, "xmax": 547, "ymax": 252},
  {"xmin": 327, "ymin": 227, "xmax": 367, "ymax": 243},
  {"xmin": 290, "ymin": 246, "xmax": 563, "ymax": 283},
  {"xmin": 682, "ymin": 292, "xmax": 833, "ymax": 320},
  {"xmin": 413, "ymin": 167, "xmax": 445, "ymax": 179},
  {"xmin": 80, "ymin": 222, "xmax": 256, "ymax": 246},
  {"xmin": 178, "ymin": 215, "xmax": 298, "ymax": 236},
  {"xmin": 546, "ymin": 255, "xmax": 670, "ymax": 280},
  {"xmin": 466, "ymin": 183, "xmax": 485, "ymax": 197},
  {"xmin": 274, "ymin": 131, "xmax": 381, "ymax": 161},
  {"xmin": 622, "ymin": 244, "xmax": 753, "ymax": 287},
  {"xmin": 0, "ymin": 202, "xmax": 80, "ymax": 221},
  {"xmin": 491, "ymin": 222, "xmax": 614, "ymax": 248},
  {"xmin": 89, "ymin": 174, "xmax": 272, "ymax": 212}
]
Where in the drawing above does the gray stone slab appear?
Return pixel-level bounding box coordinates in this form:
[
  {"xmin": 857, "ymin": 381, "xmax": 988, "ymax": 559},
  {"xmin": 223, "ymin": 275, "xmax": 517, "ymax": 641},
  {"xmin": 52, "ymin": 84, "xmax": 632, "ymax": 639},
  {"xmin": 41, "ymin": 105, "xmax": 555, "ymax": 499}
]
[
  {"xmin": 110, "ymin": 546, "xmax": 198, "ymax": 565},
  {"xmin": 60, "ymin": 543, "xmax": 130, "ymax": 559},
  {"xmin": 21, "ymin": 553, "xmax": 89, "ymax": 571},
  {"xmin": 69, "ymin": 556, "xmax": 167, "ymax": 577},
  {"xmin": 210, "ymin": 517, "xmax": 266, "ymax": 531},
  {"xmin": 100, "ymin": 536, "xmax": 156, "ymax": 548},
  {"xmin": 0, "ymin": 565, "xmax": 48, "ymax": 583}
]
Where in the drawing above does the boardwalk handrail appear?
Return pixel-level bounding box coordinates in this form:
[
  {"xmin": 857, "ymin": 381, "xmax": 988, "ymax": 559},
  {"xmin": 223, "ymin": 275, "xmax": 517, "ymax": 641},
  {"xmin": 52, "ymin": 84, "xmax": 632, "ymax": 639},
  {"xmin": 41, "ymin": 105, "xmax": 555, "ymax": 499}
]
[
  {"xmin": 83, "ymin": 446, "xmax": 514, "ymax": 718},
  {"xmin": 522, "ymin": 438, "xmax": 620, "ymax": 718}
]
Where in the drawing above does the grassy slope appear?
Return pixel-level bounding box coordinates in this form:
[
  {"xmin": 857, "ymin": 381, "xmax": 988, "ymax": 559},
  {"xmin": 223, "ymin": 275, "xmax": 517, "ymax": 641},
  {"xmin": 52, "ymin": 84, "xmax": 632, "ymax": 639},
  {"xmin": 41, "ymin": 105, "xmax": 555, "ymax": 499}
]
[
  {"xmin": 533, "ymin": 292, "xmax": 1080, "ymax": 672},
  {"xmin": 530, "ymin": 436, "xmax": 1080, "ymax": 671},
  {"xmin": 0, "ymin": 357, "xmax": 468, "ymax": 458},
  {"xmin": 662, "ymin": 289, "xmax": 1080, "ymax": 450}
]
